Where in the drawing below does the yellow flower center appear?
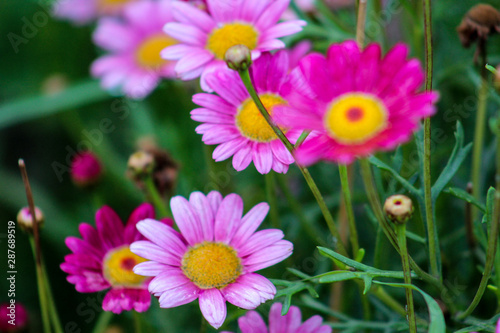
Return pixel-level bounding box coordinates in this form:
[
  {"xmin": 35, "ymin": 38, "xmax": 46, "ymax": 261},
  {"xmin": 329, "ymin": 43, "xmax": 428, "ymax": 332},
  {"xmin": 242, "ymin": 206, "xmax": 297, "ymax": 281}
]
[
  {"xmin": 103, "ymin": 245, "xmax": 148, "ymax": 287},
  {"xmin": 136, "ymin": 34, "xmax": 178, "ymax": 69},
  {"xmin": 181, "ymin": 242, "xmax": 242, "ymax": 289},
  {"xmin": 236, "ymin": 94, "xmax": 287, "ymax": 142},
  {"xmin": 207, "ymin": 23, "xmax": 258, "ymax": 60},
  {"xmin": 98, "ymin": 0, "xmax": 132, "ymax": 10},
  {"xmin": 324, "ymin": 93, "xmax": 388, "ymax": 144}
]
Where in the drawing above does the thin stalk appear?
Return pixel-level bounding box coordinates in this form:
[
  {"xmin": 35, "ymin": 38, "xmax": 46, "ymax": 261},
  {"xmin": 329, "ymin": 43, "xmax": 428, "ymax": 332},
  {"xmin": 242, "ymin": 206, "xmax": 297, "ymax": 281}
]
[
  {"xmin": 458, "ymin": 111, "xmax": 500, "ymax": 320},
  {"xmin": 339, "ymin": 164, "xmax": 359, "ymax": 255},
  {"xmin": 395, "ymin": 224, "xmax": 417, "ymax": 332},
  {"xmin": 265, "ymin": 172, "xmax": 280, "ymax": 228},
  {"xmin": 144, "ymin": 176, "xmax": 170, "ymax": 218},
  {"xmin": 238, "ymin": 69, "xmax": 348, "ymax": 257},
  {"xmin": 30, "ymin": 237, "xmax": 51, "ymax": 333},
  {"xmin": 42, "ymin": 263, "xmax": 63, "ymax": 333},
  {"xmin": 373, "ymin": 226, "xmax": 385, "ymax": 268},
  {"xmin": 133, "ymin": 311, "xmax": 143, "ymax": 333},
  {"xmin": 295, "ymin": 130, "xmax": 311, "ymax": 148},
  {"xmin": 371, "ymin": 285, "xmax": 408, "ymax": 318},
  {"xmin": 356, "ymin": 0, "xmax": 367, "ymax": 48},
  {"xmin": 92, "ymin": 311, "xmax": 113, "ymax": 333},
  {"xmin": 422, "ymin": 0, "xmax": 440, "ymax": 279}
]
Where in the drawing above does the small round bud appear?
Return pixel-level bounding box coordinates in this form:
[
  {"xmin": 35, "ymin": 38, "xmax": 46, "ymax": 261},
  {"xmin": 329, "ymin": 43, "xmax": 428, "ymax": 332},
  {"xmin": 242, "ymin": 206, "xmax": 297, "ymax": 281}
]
[
  {"xmin": 17, "ymin": 206, "xmax": 44, "ymax": 232},
  {"xmin": 71, "ymin": 151, "xmax": 103, "ymax": 187},
  {"xmin": 127, "ymin": 151, "xmax": 155, "ymax": 179},
  {"xmin": 0, "ymin": 302, "xmax": 28, "ymax": 332},
  {"xmin": 384, "ymin": 195, "xmax": 413, "ymax": 224},
  {"xmin": 224, "ymin": 45, "xmax": 252, "ymax": 72}
]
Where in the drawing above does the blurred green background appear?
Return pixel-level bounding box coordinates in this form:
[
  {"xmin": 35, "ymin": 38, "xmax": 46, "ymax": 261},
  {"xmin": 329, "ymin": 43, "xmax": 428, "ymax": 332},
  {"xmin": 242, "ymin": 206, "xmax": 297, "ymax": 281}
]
[{"xmin": 1, "ymin": 0, "xmax": 500, "ymax": 331}]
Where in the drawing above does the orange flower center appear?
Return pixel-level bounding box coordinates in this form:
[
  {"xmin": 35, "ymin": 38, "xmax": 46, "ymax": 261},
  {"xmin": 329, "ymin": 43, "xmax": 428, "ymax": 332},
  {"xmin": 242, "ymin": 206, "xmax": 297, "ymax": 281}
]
[
  {"xmin": 103, "ymin": 245, "xmax": 148, "ymax": 287},
  {"xmin": 207, "ymin": 23, "xmax": 259, "ymax": 60}
]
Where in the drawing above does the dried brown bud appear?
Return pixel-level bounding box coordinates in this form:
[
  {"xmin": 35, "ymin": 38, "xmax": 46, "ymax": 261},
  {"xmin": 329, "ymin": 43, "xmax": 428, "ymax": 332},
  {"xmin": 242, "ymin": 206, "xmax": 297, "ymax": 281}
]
[
  {"xmin": 384, "ymin": 195, "xmax": 413, "ymax": 224},
  {"xmin": 127, "ymin": 151, "xmax": 155, "ymax": 178},
  {"xmin": 17, "ymin": 206, "xmax": 44, "ymax": 232},
  {"xmin": 457, "ymin": 4, "xmax": 500, "ymax": 48},
  {"xmin": 131, "ymin": 138, "xmax": 179, "ymax": 196}
]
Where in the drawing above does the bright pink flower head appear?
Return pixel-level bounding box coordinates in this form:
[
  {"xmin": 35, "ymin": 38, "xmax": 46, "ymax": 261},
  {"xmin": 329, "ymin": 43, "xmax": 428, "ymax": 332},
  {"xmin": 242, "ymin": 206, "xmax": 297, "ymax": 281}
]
[
  {"xmin": 222, "ymin": 302, "xmax": 332, "ymax": 333},
  {"xmin": 61, "ymin": 203, "xmax": 173, "ymax": 314},
  {"xmin": 161, "ymin": 0, "xmax": 306, "ymax": 90},
  {"xmin": 131, "ymin": 191, "xmax": 293, "ymax": 329},
  {"xmin": 71, "ymin": 151, "xmax": 103, "ymax": 186},
  {"xmin": 91, "ymin": 0, "xmax": 179, "ymax": 99},
  {"xmin": 53, "ymin": 0, "xmax": 139, "ymax": 25},
  {"xmin": 0, "ymin": 303, "xmax": 28, "ymax": 332},
  {"xmin": 275, "ymin": 41, "xmax": 439, "ymax": 165},
  {"xmin": 191, "ymin": 51, "xmax": 304, "ymax": 174}
]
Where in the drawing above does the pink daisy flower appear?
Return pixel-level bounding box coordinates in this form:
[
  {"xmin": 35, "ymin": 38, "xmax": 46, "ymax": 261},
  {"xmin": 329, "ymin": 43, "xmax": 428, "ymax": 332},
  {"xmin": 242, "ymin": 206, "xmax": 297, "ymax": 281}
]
[
  {"xmin": 61, "ymin": 203, "xmax": 172, "ymax": 314},
  {"xmin": 222, "ymin": 302, "xmax": 332, "ymax": 333},
  {"xmin": 161, "ymin": 0, "xmax": 306, "ymax": 90},
  {"xmin": 53, "ymin": 0, "xmax": 139, "ymax": 25},
  {"xmin": 91, "ymin": 0, "xmax": 179, "ymax": 99},
  {"xmin": 275, "ymin": 41, "xmax": 439, "ymax": 165},
  {"xmin": 191, "ymin": 51, "xmax": 304, "ymax": 174},
  {"xmin": 131, "ymin": 191, "xmax": 293, "ymax": 329}
]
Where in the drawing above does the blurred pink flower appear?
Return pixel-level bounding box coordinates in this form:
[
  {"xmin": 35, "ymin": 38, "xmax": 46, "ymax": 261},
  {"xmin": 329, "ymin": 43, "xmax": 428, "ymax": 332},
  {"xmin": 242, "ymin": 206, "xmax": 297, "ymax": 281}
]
[
  {"xmin": 91, "ymin": 0, "xmax": 178, "ymax": 99},
  {"xmin": 61, "ymin": 203, "xmax": 173, "ymax": 314},
  {"xmin": 71, "ymin": 151, "xmax": 103, "ymax": 187},
  {"xmin": 275, "ymin": 40, "xmax": 438, "ymax": 165},
  {"xmin": 53, "ymin": 0, "xmax": 139, "ymax": 25},
  {"xmin": 222, "ymin": 302, "xmax": 332, "ymax": 333},
  {"xmin": 161, "ymin": 0, "xmax": 306, "ymax": 90},
  {"xmin": 191, "ymin": 51, "xmax": 306, "ymax": 174},
  {"xmin": 0, "ymin": 303, "xmax": 28, "ymax": 332},
  {"xmin": 131, "ymin": 191, "xmax": 293, "ymax": 329}
]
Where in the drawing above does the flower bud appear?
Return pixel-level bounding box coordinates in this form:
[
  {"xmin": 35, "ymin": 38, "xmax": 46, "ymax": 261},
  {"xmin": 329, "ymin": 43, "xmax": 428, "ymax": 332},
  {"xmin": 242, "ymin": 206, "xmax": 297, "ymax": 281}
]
[
  {"xmin": 0, "ymin": 302, "xmax": 28, "ymax": 332},
  {"xmin": 16, "ymin": 206, "xmax": 44, "ymax": 232},
  {"xmin": 225, "ymin": 45, "xmax": 252, "ymax": 72},
  {"xmin": 384, "ymin": 195, "xmax": 413, "ymax": 224},
  {"xmin": 127, "ymin": 151, "xmax": 155, "ymax": 179},
  {"xmin": 71, "ymin": 151, "xmax": 103, "ymax": 187}
]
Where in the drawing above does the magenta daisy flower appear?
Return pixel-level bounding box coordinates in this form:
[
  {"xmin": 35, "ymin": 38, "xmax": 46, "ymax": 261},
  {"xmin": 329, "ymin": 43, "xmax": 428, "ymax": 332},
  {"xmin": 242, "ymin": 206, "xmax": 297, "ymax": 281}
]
[
  {"xmin": 61, "ymin": 203, "xmax": 172, "ymax": 314},
  {"xmin": 191, "ymin": 51, "xmax": 303, "ymax": 174},
  {"xmin": 91, "ymin": 0, "xmax": 179, "ymax": 99},
  {"xmin": 53, "ymin": 0, "xmax": 139, "ymax": 25},
  {"xmin": 275, "ymin": 41, "xmax": 439, "ymax": 165},
  {"xmin": 222, "ymin": 302, "xmax": 332, "ymax": 333},
  {"xmin": 71, "ymin": 151, "xmax": 103, "ymax": 187},
  {"xmin": 161, "ymin": 0, "xmax": 306, "ymax": 90},
  {"xmin": 131, "ymin": 191, "xmax": 293, "ymax": 329}
]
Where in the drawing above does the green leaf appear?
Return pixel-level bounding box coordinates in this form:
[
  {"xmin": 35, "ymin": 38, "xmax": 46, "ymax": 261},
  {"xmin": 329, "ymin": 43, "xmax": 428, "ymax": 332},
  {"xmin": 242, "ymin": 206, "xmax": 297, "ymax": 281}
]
[
  {"xmin": 444, "ymin": 187, "xmax": 486, "ymax": 212},
  {"xmin": 0, "ymin": 80, "xmax": 111, "ymax": 129},
  {"xmin": 406, "ymin": 231, "xmax": 427, "ymax": 244},
  {"xmin": 482, "ymin": 187, "xmax": 497, "ymax": 228},
  {"xmin": 369, "ymin": 156, "xmax": 421, "ymax": 198},
  {"xmin": 431, "ymin": 122, "xmax": 473, "ymax": 203},
  {"xmin": 318, "ymin": 271, "xmax": 359, "ymax": 283},
  {"xmin": 375, "ymin": 281, "xmax": 446, "ymax": 333},
  {"xmin": 318, "ymin": 246, "xmax": 373, "ymax": 272}
]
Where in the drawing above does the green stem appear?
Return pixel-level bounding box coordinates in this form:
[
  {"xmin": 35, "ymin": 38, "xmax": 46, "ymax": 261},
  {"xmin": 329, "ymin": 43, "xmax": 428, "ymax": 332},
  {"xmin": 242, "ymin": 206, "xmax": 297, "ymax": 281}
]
[
  {"xmin": 395, "ymin": 224, "xmax": 417, "ymax": 333},
  {"xmin": 133, "ymin": 311, "xmax": 143, "ymax": 333},
  {"xmin": 458, "ymin": 112, "xmax": 500, "ymax": 320},
  {"xmin": 42, "ymin": 263, "xmax": 63, "ymax": 333},
  {"xmin": 29, "ymin": 237, "xmax": 51, "ymax": 333},
  {"xmin": 238, "ymin": 69, "xmax": 348, "ymax": 257},
  {"xmin": 265, "ymin": 172, "xmax": 280, "ymax": 229},
  {"xmin": 472, "ymin": 78, "xmax": 489, "ymax": 219},
  {"xmin": 373, "ymin": 226, "xmax": 385, "ymax": 268},
  {"xmin": 371, "ymin": 285, "xmax": 408, "ymax": 318},
  {"xmin": 422, "ymin": 0, "xmax": 440, "ymax": 279},
  {"xmin": 295, "ymin": 130, "xmax": 311, "ymax": 148},
  {"xmin": 144, "ymin": 176, "xmax": 170, "ymax": 218},
  {"xmin": 339, "ymin": 164, "xmax": 359, "ymax": 255},
  {"xmin": 92, "ymin": 311, "xmax": 113, "ymax": 333},
  {"xmin": 356, "ymin": 0, "xmax": 367, "ymax": 48}
]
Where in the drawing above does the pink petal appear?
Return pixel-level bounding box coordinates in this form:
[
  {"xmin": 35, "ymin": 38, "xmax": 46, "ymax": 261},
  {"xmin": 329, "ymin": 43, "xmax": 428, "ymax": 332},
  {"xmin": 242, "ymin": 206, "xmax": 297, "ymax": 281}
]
[
  {"xmin": 148, "ymin": 269, "xmax": 192, "ymax": 294},
  {"xmin": 158, "ymin": 284, "xmax": 199, "ymax": 308},
  {"xmin": 207, "ymin": 191, "xmax": 223, "ymax": 215},
  {"xmin": 175, "ymin": 50, "xmax": 214, "ymax": 74},
  {"xmin": 189, "ymin": 192, "xmax": 215, "ymax": 241},
  {"xmin": 133, "ymin": 261, "xmax": 171, "ymax": 277},
  {"xmin": 192, "ymin": 93, "xmax": 237, "ymax": 115},
  {"xmin": 124, "ymin": 203, "xmax": 155, "ymax": 243},
  {"xmin": 95, "ymin": 206, "xmax": 125, "ymax": 250},
  {"xmin": 213, "ymin": 138, "xmax": 249, "ymax": 162},
  {"xmin": 164, "ymin": 22, "xmax": 206, "ymax": 46},
  {"xmin": 172, "ymin": 1, "xmax": 216, "ymax": 32},
  {"xmin": 232, "ymin": 144, "xmax": 253, "ymax": 171},
  {"xmin": 170, "ymin": 196, "xmax": 204, "ymax": 245},
  {"xmin": 237, "ymin": 311, "xmax": 269, "ymax": 333},
  {"xmin": 231, "ymin": 203, "xmax": 270, "ymax": 247},
  {"xmin": 214, "ymin": 193, "xmax": 243, "ymax": 243},
  {"xmin": 244, "ymin": 240, "xmax": 293, "ymax": 272},
  {"xmin": 136, "ymin": 219, "xmax": 186, "ymax": 256},
  {"xmin": 199, "ymin": 289, "xmax": 227, "ymax": 329},
  {"xmin": 269, "ymin": 303, "xmax": 302, "ymax": 333},
  {"xmin": 255, "ymin": 0, "xmax": 291, "ymax": 30},
  {"xmin": 238, "ymin": 229, "xmax": 285, "ymax": 257},
  {"xmin": 130, "ymin": 240, "xmax": 181, "ymax": 266},
  {"xmin": 252, "ymin": 143, "xmax": 273, "ymax": 174}
]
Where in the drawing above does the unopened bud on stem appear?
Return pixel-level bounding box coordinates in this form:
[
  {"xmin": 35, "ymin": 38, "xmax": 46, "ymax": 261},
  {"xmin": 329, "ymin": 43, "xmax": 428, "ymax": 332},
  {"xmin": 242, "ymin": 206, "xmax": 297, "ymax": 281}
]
[
  {"xmin": 384, "ymin": 195, "xmax": 413, "ymax": 224},
  {"xmin": 127, "ymin": 151, "xmax": 154, "ymax": 179},
  {"xmin": 17, "ymin": 206, "xmax": 44, "ymax": 232},
  {"xmin": 225, "ymin": 45, "xmax": 252, "ymax": 72}
]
